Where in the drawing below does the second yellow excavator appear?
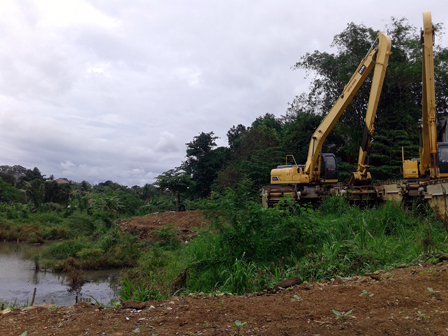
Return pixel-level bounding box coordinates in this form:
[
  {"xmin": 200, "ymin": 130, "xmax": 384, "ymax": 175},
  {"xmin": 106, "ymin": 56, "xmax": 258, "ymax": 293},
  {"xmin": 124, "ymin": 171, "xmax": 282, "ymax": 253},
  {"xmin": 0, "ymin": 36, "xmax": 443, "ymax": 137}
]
[
  {"xmin": 262, "ymin": 32, "xmax": 392, "ymax": 207},
  {"xmin": 402, "ymin": 11, "xmax": 448, "ymax": 181}
]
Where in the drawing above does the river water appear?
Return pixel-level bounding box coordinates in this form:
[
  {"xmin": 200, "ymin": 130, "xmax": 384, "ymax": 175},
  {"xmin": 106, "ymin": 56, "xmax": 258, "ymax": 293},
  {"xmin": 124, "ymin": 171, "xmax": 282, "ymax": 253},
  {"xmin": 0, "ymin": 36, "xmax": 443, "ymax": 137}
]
[{"xmin": 0, "ymin": 242, "xmax": 121, "ymax": 306}]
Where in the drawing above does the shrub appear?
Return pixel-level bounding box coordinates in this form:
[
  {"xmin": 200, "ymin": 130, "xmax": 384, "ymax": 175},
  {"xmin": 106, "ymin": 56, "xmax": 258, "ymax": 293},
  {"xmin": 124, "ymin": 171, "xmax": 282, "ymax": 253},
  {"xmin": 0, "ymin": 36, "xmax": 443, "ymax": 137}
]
[
  {"xmin": 119, "ymin": 280, "xmax": 162, "ymax": 302},
  {"xmin": 152, "ymin": 224, "xmax": 181, "ymax": 249},
  {"xmin": 28, "ymin": 232, "xmax": 44, "ymax": 244},
  {"xmin": 76, "ymin": 248, "xmax": 104, "ymax": 261},
  {"xmin": 198, "ymin": 186, "xmax": 312, "ymax": 263},
  {"xmin": 41, "ymin": 239, "xmax": 89, "ymax": 260},
  {"xmin": 67, "ymin": 213, "xmax": 96, "ymax": 236}
]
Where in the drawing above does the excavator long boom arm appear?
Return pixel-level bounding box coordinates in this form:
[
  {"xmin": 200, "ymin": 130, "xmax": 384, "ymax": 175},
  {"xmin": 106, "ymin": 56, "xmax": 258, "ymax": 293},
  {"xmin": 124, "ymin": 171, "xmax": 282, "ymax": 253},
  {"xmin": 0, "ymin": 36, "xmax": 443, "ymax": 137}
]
[
  {"xmin": 420, "ymin": 10, "xmax": 438, "ymax": 178},
  {"xmin": 350, "ymin": 32, "xmax": 392, "ymax": 184},
  {"xmin": 304, "ymin": 32, "xmax": 392, "ymax": 182}
]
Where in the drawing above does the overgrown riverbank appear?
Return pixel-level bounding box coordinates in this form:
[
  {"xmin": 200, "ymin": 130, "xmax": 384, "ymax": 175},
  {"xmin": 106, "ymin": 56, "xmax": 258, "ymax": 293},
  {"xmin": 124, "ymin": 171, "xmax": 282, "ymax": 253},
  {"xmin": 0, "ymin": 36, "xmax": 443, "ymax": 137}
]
[
  {"xmin": 125, "ymin": 187, "xmax": 448, "ymax": 299},
  {"xmin": 2, "ymin": 183, "xmax": 448, "ymax": 304}
]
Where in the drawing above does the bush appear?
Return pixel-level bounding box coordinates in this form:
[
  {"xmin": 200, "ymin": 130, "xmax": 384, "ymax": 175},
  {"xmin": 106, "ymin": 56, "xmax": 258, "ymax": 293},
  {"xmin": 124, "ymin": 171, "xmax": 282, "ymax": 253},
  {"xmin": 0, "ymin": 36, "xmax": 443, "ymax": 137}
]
[
  {"xmin": 119, "ymin": 280, "xmax": 162, "ymax": 302},
  {"xmin": 0, "ymin": 178, "xmax": 24, "ymax": 203},
  {"xmin": 67, "ymin": 213, "xmax": 96, "ymax": 236},
  {"xmin": 42, "ymin": 239, "xmax": 90, "ymax": 260},
  {"xmin": 152, "ymin": 224, "xmax": 181, "ymax": 249},
  {"xmin": 76, "ymin": 248, "xmax": 104, "ymax": 261},
  {"xmin": 28, "ymin": 232, "xmax": 44, "ymax": 244},
  {"xmin": 198, "ymin": 186, "xmax": 312, "ymax": 263}
]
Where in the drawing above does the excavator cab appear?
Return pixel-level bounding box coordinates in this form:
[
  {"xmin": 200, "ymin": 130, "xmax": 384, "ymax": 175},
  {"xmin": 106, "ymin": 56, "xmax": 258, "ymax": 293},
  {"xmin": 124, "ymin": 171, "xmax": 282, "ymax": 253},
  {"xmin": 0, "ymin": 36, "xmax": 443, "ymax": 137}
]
[
  {"xmin": 403, "ymin": 143, "xmax": 448, "ymax": 178},
  {"xmin": 437, "ymin": 143, "xmax": 448, "ymax": 176},
  {"xmin": 319, "ymin": 153, "xmax": 338, "ymax": 182}
]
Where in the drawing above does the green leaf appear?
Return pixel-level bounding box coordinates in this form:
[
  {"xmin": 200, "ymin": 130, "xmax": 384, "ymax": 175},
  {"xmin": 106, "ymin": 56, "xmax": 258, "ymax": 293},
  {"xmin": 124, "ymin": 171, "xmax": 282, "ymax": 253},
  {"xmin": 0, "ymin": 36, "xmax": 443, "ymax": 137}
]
[
  {"xmin": 292, "ymin": 295, "xmax": 302, "ymax": 302},
  {"xmin": 332, "ymin": 309, "xmax": 342, "ymax": 316}
]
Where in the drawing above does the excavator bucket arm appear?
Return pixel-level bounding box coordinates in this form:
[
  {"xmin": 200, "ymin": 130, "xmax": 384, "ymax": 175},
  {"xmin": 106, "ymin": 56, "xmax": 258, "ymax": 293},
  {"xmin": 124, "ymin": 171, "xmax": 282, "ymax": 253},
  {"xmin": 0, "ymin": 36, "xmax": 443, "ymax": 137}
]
[
  {"xmin": 304, "ymin": 32, "xmax": 392, "ymax": 183},
  {"xmin": 420, "ymin": 10, "xmax": 438, "ymax": 178},
  {"xmin": 349, "ymin": 32, "xmax": 392, "ymax": 185}
]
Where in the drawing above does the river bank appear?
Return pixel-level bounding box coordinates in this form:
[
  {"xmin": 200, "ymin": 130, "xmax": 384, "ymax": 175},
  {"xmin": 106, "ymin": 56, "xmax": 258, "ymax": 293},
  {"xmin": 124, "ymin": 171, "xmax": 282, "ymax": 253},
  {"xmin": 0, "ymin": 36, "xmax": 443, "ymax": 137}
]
[
  {"xmin": 2, "ymin": 262, "xmax": 448, "ymax": 335},
  {"xmin": 0, "ymin": 242, "xmax": 121, "ymax": 307}
]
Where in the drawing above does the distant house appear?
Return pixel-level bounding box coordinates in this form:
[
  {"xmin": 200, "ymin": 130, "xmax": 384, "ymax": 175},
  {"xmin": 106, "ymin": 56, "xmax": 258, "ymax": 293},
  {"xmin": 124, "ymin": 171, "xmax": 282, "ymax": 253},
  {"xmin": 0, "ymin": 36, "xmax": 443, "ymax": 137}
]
[{"xmin": 55, "ymin": 178, "xmax": 69, "ymax": 184}]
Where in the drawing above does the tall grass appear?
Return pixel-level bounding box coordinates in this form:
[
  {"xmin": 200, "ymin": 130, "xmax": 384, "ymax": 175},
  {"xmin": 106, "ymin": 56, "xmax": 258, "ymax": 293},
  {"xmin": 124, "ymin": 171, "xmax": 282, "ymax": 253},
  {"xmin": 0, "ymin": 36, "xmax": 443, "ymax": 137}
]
[
  {"xmin": 291, "ymin": 198, "xmax": 447, "ymax": 281},
  {"xmin": 119, "ymin": 280, "xmax": 162, "ymax": 302},
  {"xmin": 133, "ymin": 190, "xmax": 448, "ymax": 297}
]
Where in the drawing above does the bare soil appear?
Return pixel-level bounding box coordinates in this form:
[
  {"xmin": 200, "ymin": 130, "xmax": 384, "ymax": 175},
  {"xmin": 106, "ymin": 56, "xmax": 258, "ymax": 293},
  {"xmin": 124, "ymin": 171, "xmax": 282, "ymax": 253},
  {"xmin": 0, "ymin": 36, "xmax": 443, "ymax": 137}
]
[
  {"xmin": 2, "ymin": 211, "xmax": 448, "ymax": 335},
  {"xmin": 118, "ymin": 210, "xmax": 210, "ymax": 241}
]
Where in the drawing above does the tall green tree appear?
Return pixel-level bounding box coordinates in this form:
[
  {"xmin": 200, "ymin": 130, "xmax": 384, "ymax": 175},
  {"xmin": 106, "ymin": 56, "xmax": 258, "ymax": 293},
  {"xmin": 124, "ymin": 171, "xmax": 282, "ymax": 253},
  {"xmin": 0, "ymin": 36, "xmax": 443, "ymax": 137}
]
[
  {"xmin": 251, "ymin": 113, "xmax": 283, "ymax": 134},
  {"xmin": 281, "ymin": 112, "xmax": 324, "ymax": 164},
  {"xmin": 183, "ymin": 132, "xmax": 230, "ymax": 198},
  {"xmin": 155, "ymin": 167, "xmax": 192, "ymax": 209},
  {"xmin": 0, "ymin": 178, "xmax": 23, "ymax": 203},
  {"xmin": 25, "ymin": 179, "xmax": 46, "ymax": 209},
  {"xmin": 214, "ymin": 124, "xmax": 283, "ymax": 193},
  {"xmin": 227, "ymin": 124, "xmax": 247, "ymax": 152},
  {"xmin": 139, "ymin": 183, "xmax": 160, "ymax": 202},
  {"xmin": 44, "ymin": 180, "xmax": 71, "ymax": 205},
  {"xmin": 0, "ymin": 173, "xmax": 16, "ymax": 186},
  {"xmin": 18, "ymin": 167, "xmax": 45, "ymax": 188}
]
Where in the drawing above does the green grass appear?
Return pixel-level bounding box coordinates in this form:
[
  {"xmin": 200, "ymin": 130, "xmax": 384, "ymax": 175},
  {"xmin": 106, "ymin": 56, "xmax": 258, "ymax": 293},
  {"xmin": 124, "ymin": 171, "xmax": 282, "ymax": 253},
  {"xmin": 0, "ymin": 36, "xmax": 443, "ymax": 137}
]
[
  {"xmin": 40, "ymin": 227, "xmax": 141, "ymax": 270},
  {"xmin": 0, "ymin": 299, "xmax": 30, "ymax": 310},
  {"xmin": 127, "ymin": 190, "xmax": 448, "ymax": 297}
]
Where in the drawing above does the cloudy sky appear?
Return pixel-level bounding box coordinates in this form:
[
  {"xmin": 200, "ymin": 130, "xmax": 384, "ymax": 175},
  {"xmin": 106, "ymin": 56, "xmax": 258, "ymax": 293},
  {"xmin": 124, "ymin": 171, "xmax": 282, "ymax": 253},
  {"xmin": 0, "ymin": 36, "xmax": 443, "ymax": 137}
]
[{"xmin": 0, "ymin": 0, "xmax": 447, "ymax": 186}]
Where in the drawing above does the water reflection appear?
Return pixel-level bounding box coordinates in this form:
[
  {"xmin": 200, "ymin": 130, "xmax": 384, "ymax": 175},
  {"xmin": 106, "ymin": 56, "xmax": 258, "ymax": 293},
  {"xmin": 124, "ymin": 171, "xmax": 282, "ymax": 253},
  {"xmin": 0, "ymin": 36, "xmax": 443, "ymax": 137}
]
[{"xmin": 0, "ymin": 242, "xmax": 121, "ymax": 306}]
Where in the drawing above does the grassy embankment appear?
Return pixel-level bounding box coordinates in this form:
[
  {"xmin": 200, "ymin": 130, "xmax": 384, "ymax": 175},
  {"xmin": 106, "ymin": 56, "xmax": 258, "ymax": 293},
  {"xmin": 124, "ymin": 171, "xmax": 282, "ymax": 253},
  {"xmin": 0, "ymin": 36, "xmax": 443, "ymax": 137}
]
[
  {"xmin": 1, "ymin": 187, "xmax": 447, "ymax": 301},
  {"xmin": 126, "ymin": 187, "xmax": 448, "ymax": 298},
  {"xmin": 0, "ymin": 205, "xmax": 141, "ymax": 271}
]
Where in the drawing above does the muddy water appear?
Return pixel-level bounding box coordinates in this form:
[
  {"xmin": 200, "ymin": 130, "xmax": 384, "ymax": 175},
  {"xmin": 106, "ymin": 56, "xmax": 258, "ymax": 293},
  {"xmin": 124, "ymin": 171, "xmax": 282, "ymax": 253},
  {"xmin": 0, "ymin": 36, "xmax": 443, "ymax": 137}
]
[{"xmin": 0, "ymin": 242, "xmax": 121, "ymax": 306}]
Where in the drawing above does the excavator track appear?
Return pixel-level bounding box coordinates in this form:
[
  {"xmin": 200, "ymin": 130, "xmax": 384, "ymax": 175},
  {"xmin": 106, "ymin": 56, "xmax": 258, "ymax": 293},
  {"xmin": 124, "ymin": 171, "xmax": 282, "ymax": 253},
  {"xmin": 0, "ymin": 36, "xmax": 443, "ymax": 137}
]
[
  {"xmin": 262, "ymin": 177, "xmax": 448, "ymax": 219},
  {"xmin": 261, "ymin": 186, "xmax": 297, "ymax": 208}
]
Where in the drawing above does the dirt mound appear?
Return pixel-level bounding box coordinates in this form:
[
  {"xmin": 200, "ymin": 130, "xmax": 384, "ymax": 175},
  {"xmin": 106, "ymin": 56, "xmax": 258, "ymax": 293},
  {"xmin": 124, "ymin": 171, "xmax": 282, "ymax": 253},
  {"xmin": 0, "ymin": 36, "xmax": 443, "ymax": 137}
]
[
  {"xmin": 118, "ymin": 210, "xmax": 210, "ymax": 241},
  {"xmin": 2, "ymin": 262, "xmax": 448, "ymax": 335}
]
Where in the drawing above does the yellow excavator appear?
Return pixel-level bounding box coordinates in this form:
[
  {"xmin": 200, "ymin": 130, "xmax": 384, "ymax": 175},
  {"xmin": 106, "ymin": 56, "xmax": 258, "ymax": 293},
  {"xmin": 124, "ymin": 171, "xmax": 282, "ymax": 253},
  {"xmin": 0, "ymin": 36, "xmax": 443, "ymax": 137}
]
[
  {"xmin": 401, "ymin": 11, "xmax": 448, "ymax": 199},
  {"xmin": 262, "ymin": 32, "xmax": 392, "ymax": 207}
]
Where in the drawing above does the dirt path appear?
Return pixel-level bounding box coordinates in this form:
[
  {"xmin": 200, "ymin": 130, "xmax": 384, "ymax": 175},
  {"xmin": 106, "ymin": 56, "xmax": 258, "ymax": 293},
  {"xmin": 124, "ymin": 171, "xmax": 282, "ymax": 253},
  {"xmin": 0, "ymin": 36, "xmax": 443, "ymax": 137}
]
[
  {"xmin": 2, "ymin": 211, "xmax": 448, "ymax": 335},
  {"xmin": 2, "ymin": 263, "xmax": 448, "ymax": 335}
]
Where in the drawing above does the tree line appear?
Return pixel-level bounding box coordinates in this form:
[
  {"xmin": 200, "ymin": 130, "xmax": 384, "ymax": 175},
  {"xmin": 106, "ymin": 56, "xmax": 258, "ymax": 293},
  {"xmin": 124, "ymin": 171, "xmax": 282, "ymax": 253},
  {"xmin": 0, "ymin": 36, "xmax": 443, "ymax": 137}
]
[
  {"xmin": 157, "ymin": 17, "xmax": 448, "ymax": 204},
  {"xmin": 0, "ymin": 165, "xmax": 164, "ymax": 217}
]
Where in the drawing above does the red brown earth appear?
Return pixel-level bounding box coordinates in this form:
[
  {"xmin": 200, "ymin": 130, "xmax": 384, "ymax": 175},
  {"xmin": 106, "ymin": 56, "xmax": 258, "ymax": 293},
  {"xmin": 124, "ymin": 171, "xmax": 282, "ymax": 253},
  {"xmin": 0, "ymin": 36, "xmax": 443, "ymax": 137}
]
[
  {"xmin": 2, "ymin": 211, "xmax": 448, "ymax": 335},
  {"xmin": 118, "ymin": 210, "xmax": 210, "ymax": 241}
]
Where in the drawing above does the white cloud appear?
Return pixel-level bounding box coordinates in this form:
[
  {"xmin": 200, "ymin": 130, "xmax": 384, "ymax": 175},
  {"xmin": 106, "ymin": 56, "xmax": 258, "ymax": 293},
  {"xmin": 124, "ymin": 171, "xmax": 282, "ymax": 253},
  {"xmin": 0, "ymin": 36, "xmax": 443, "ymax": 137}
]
[
  {"xmin": 176, "ymin": 67, "xmax": 203, "ymax": 87},
  {"xmin": 60, "ymin": 161, "xmax": 75, "ymax": 170},
  {"xmin": 155, "ymin": 132, "xmax": 179, "ymax": 153},
  {"xmin": 33, "ymin": 0, "xmax": 119, "ymax": 30}
]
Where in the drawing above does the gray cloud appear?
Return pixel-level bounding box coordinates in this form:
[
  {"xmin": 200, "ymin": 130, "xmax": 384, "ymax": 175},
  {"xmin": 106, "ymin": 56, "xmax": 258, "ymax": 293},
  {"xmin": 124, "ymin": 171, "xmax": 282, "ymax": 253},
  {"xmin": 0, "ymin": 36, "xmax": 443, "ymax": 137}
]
[
  {"xmin": 0, "ymin": 0, "xmax": 447, "ymax": 186},
  {"xmin": 155, "ymin": 131, "xmax": 179, "ymax": 153}
]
